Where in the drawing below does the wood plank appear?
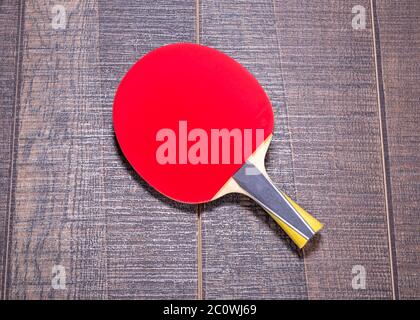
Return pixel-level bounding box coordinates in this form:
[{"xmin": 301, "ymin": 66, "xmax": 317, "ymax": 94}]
[
  {"xmin": 200, "ymin": 0, "xmax": 308, "ymax": 299},
  {"xmin": 98, "ymin": 0, "xmax": 198, "ymax": 299},
  {"xmin": 0, "ymin": 0, "xmax": 21, "ymax": 296},
  {"xmin": 375, "ymin": 0, "xmax": 420, "ymax": 299},
  {"xmin": 273, "ymin": 0, "xmax": 393, "ymax": 298},
  {"xmin": 7, "ymin": 0, "xmax": 108, "ymax": 299}
]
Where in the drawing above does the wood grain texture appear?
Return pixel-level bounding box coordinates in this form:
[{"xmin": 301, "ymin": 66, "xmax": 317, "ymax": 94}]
[
  {"xmin": 98, "ymin": 0, "xmax": 198, "ymax": 299},
  {"xmin": 0, "ymin": 0, "xmax": 21, "ymax": 297},
  {"xmin": 273, "ymin": 0, "xmax": 393, "ymax": 298},
  {"xmin": 375, "ymin": 0, "xmax": 420, "ymax": 299},
  {"xmin": 1, "ymin": 0, "xmax": 417, "ymax": 300},
  {"xmin": 200, "ymin": 0, "xmax": 308, "ymax": 299},
  {"xmin": 6, "ymin": 0, "xmax": 109, "ymax": 299}
]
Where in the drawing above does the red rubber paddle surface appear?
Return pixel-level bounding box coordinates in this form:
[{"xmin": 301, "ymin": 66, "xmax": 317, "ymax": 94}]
[{"xmin": 113, "ymin": 43, "xmax": 274, "ymax": 203}]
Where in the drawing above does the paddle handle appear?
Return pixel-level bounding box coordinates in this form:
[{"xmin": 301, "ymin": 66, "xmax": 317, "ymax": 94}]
[{"xmin": 233, "ymin": 162, "xmax": 323, "ymax": 249}]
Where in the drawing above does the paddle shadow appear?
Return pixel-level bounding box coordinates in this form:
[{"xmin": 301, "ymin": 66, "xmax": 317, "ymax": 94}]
[
  {"xmin": 113, "ymin": 135, "xmax": 196, "ymax": 214},
  {"xmin": 204, "ymin": 194, "xmax": 305, "ymax": 259}
]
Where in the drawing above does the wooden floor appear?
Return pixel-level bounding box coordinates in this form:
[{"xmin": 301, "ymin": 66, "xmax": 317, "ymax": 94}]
[{"xmin": 0, "ymin": 0, "xmax": 419, "ymax": 299}]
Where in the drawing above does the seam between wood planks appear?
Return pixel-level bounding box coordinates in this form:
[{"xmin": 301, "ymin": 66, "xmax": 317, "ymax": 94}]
[
  {"xmin": 271, "ymin": 0, "xmax": 310, "ymax": 299},
  {"xmin": 196, "ymin": 204, "xmax": 203, "ymax": 300},
  {"xmin": 2, "ymin": 0, "xmax": 25, "ymax": 300},
  {"xmin": 96, "ymin": 2, "xmax": 109, "ymax": 299},
  {"xmin": 369, "ymin": 0, "xmax": 399, "ymax": 300},
  {"xmin": 195, "ymin": 0, "xmax": 200, "ymax": 45},
  {"xmin": 195, "ymin": 0, "xmax": 203, "ymax": 300}
]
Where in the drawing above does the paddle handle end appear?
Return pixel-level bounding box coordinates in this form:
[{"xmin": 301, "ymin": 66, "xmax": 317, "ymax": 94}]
[
  {"xmin": 232, "ymin": 162, "xmax": 323, "ymax": 249},
  {"xmin": 267, "ymin": 193, "xmax": 323, "ymax": 249}
]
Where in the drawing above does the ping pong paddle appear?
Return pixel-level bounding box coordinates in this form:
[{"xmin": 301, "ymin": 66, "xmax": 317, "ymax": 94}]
[{"xmin": 113, "ymin": 43, "xmax": 322, "ymax": 248}]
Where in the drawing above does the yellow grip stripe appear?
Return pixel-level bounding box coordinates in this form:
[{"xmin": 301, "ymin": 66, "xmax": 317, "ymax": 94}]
[{"xmin": 268, "ymin": 193, "xmax": 323, "ymax": 249}]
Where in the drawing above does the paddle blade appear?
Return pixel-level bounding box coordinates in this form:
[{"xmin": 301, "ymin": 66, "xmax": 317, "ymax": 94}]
[{"xmin": 113, "ymin": 43, "xmax": 274, "ymax": 203}]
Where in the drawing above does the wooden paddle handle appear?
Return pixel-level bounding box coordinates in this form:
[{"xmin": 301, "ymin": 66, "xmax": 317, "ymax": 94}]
[{"xmin": 233, "ymin": 162, "xmax": 323, "ymax": 249}]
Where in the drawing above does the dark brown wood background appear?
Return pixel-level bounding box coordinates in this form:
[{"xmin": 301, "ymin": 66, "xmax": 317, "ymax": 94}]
[{"xmin": 0, "ymin": 0, "xmax": 418, "ymax": 299}]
